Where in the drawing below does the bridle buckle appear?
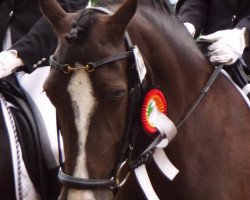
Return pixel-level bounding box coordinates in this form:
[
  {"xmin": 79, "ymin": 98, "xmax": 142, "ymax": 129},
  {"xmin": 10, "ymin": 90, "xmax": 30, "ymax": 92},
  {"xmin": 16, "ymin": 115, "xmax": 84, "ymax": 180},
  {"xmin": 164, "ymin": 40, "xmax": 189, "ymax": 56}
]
[
  {"xmin": 63, "ymin": 65, "xmax": 74, "ymax": 74},
  {"xmin": 85, "ymin": 62, "xmax": 95, "ymax": 73},
  {"xmin": 112, "ymin": 160, "xmax": 130, "ymax": 189}
]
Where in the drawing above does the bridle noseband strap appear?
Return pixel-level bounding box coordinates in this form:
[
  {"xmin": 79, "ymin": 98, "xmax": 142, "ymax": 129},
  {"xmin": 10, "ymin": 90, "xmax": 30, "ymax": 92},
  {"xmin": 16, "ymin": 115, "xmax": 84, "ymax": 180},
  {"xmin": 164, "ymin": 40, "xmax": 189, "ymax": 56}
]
[{"xmin": 58, "ymin": 168, "xmax": 115, "ymax": 190}]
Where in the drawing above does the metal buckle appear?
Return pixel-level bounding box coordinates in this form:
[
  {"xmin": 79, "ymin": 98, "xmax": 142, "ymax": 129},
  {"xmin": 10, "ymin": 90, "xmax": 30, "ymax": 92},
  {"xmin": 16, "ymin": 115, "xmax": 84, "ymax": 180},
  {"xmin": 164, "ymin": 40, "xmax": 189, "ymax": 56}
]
[
  {"xmin": 85, "ymin": 62, "xmax": 95, "ymax": 73},
  {"xmin": 113, "ymin": 160, "xmax": 130, "ymax": 189},
  {"xmin": 63, "ymin": 63, "xmax": 95, "ymax": 74},
  {"xmin": 63, "ymin": 65, "xmax": 74, "ymax": 74}
]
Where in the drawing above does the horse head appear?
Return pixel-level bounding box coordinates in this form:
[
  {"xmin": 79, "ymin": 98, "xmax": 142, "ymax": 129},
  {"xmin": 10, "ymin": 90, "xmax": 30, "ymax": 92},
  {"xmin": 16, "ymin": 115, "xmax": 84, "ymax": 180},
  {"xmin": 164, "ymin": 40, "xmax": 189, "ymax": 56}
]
[{"xmin": 41, "ymin": 0, "xmax": 144, "ymax": 199}]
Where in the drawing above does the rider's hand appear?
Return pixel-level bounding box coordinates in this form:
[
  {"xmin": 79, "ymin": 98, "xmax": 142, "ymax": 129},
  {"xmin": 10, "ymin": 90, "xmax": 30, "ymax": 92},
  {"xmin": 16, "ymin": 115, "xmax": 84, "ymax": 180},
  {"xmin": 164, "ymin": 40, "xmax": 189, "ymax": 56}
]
[
  {"xmin": 184, "ymin": 22, "xmax": 196, "ymax": 37},
  {"xmin": 200, "ymin": 28, "xmax": 248, "ymax": 65},
  {"xmin": 0, "ymin": 50, "xmax": 24, "ymax": 78}
]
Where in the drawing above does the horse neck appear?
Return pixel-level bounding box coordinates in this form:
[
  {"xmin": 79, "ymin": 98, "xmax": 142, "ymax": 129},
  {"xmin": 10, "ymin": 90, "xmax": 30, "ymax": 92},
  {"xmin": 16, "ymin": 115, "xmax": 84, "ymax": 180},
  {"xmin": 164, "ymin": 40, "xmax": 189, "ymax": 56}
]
[{"xmin": 130, "ymin": 13, "xmax": 213, "ymax": 124}]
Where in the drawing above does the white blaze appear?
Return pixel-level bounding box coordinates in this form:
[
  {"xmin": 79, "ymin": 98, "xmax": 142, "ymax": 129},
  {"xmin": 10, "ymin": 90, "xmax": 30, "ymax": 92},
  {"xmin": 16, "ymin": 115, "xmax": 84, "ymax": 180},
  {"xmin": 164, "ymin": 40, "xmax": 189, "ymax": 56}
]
[{"xmin": 67, "ymin": 68, "xmax": 97, "ymax": 200}]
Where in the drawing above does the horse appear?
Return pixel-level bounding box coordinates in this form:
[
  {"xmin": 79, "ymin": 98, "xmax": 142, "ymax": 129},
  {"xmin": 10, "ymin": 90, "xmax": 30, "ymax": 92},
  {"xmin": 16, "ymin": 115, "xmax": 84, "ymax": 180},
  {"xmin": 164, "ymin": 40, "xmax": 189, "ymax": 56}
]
[{"xmin": 40, "ymin": 0, "xmax": 250, "ymax": 199}]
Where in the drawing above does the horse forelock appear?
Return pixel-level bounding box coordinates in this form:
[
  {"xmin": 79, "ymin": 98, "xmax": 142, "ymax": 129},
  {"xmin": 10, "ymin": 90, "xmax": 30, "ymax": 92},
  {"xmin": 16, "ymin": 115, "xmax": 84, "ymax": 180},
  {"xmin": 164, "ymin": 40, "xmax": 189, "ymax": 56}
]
[{"xmin": 65, "ymin": 9, "xmax": 96, "ymax": 43}]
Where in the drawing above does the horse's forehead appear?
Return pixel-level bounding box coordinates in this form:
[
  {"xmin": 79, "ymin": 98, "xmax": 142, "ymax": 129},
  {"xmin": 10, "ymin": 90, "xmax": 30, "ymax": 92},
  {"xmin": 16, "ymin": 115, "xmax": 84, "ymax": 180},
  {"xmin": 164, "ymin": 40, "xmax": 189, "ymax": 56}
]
[{"xmin": 76, "ymin": 10, "xmax": 108, "ymax": 34}]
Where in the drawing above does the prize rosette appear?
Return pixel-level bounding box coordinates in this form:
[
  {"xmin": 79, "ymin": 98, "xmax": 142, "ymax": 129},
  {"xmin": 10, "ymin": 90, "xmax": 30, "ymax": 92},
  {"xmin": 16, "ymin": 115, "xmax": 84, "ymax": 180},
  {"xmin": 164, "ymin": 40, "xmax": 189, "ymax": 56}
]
[{"xmin": 141, "ymin": 88, "xmax": 167, "ymax": 134}]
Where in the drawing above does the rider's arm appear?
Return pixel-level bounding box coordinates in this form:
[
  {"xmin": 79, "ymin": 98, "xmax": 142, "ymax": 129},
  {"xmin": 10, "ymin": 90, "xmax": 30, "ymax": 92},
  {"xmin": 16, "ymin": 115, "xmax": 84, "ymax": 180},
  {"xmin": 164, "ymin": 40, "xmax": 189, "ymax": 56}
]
[
  {"xmin": 176, "ymin": 0, "xmax": 209, "ymax": 37},
  {"xmin": 236, "ymin": 18, "xmax": 250, "ymax": 47},
  {"xmin": 5, "ymin": 0, "xmax": 89, "ymax": 74},
  {"xmin": 10, "ymin": 15, "xmax": 58, "ymax": 73}
]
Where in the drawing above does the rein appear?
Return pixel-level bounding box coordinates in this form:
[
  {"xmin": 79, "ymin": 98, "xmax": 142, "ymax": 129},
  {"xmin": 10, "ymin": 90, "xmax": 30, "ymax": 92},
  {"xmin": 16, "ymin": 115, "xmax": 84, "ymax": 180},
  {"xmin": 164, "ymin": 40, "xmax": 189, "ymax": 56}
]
[{"xmin": 50, "ymin": 6, "xmax": 223, "ymax": 196}]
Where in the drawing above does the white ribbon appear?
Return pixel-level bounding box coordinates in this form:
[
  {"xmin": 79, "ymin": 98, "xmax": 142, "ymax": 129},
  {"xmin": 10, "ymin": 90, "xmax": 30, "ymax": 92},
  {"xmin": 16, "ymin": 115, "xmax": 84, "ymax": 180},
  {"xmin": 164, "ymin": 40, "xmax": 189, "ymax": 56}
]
[
  {"xmin": 135, "ymin": 104, "xmax": 178, "ymax": 199},
  {"xmin": 134, "ymin": 165, "xmax": 160, "ymax": 200},
  {"xmin": 149, "ymin": 103, "xmax": 177, "ymax": 147},
  {"xmin": 153, "ymin": 148, "xmax": 179, "ymax": 181},
  {"xmin": 133, "ymin": 45, "xmax": 147, "ymax": 83}
]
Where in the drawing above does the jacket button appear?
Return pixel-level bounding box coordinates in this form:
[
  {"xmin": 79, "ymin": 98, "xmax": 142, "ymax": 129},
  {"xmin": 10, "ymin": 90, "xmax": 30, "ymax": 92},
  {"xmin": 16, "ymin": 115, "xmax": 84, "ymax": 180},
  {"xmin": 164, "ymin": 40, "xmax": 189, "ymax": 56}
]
[{"xmin": 232, "ymin": 15, "xmax": 236, "ymax": 21}]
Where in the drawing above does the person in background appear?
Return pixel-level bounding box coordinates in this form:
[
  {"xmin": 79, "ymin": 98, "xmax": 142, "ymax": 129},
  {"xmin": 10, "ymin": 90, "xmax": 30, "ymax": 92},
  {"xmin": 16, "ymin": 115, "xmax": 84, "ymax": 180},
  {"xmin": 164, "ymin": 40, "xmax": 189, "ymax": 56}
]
[
  {"xmin": 0, "ymin": 0, "xmax": 88, "ymax": 74},
  {"xmin": 176, "ymin": 0, "xmax": 250, "ymax": 98}
]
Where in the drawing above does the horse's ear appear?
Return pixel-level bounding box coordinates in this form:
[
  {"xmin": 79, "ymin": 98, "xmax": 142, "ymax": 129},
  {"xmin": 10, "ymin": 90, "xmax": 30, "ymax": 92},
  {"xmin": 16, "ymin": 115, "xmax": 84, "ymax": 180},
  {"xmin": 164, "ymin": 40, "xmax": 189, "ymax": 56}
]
[
  {"xmin": 39, "ymin": 0, "xmax": 75, "ymax": 35},
  {"xmin": 108, "ymin": 0, "xmax": 138, "ymax": 39}
]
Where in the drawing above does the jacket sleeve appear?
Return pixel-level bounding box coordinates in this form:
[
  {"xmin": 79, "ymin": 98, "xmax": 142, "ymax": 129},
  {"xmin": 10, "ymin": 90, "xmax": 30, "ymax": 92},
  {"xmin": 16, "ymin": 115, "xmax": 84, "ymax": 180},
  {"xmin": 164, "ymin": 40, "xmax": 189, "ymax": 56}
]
[
  {"xmin": 176, "ymin": 0, "xmax": 209, "ymax": 36},
  {"xmin": 9, "ymin": 0, "xmax": 89, "ymax": 73},
  {"xmin": 236, "ymin": 17, "xmax": 250, "ymax": 46},
  {"xmin": 10, "ymin": 16, "xmax": 57, "ymax": 73}
]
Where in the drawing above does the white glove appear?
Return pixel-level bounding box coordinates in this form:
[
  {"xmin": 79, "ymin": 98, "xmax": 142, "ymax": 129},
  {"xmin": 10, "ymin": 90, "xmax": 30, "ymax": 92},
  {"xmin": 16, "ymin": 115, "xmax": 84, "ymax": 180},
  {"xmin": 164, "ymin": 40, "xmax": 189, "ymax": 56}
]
[
  {"xmin": 184, "ymin": 22, "xmax": 196, "ymax": 37},
  {"xmin": 0, "ymin": 50, "xmax": 24, "ymax": 78},
  {"xmin": 199, "ymin": 28, "xmax": 248, "ymax": 65}
]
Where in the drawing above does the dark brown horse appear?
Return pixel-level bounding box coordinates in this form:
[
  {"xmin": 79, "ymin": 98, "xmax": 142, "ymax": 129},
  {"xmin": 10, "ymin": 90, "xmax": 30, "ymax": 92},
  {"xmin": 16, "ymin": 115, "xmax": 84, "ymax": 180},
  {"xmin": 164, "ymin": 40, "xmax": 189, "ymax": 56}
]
[{"xmin": 40, "ymin": 0, "xmax": 250, "ymax": 199}]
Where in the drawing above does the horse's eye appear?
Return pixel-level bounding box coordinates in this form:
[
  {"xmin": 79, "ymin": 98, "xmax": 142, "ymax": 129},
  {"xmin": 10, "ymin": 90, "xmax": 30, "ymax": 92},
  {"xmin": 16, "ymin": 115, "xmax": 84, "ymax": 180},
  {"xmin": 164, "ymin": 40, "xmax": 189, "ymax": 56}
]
[
  {"xmin": 107, "ymin": 90, "xmax": 125, "ymax": 103},
  {"xmin": 113, "ymin": 90, "xmax": 125, "ymax": 103}
]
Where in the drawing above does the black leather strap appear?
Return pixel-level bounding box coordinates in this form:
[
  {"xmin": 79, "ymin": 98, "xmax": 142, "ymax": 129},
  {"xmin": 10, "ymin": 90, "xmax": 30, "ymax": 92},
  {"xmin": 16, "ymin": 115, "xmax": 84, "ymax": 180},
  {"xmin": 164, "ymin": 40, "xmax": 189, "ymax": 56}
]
[
  {"xmin": 90, "ymin": 51, "xmax": 133, "ymax": 68},
  {"xmin": 50, "ymin": 51, "xmax": 133, "ymax": 72},
  {"xmin": 58, "ymin": 168, "xmax": 115, "ymax": 189}
]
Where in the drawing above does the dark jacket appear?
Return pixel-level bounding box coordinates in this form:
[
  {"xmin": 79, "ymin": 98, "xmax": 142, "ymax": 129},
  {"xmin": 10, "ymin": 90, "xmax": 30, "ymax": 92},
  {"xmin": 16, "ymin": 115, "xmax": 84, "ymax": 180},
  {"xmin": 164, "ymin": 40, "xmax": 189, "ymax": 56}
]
[
  {"xmin": 176, "ymin": 0, "xmax": 250, "ymax": 64},
  {"xmin": 0, "ymin": 0, "xmax": 88, "ymax": 73},
  {"xmin": 176, "ymin": 0, "xmax": 250, "ymax": 36}
]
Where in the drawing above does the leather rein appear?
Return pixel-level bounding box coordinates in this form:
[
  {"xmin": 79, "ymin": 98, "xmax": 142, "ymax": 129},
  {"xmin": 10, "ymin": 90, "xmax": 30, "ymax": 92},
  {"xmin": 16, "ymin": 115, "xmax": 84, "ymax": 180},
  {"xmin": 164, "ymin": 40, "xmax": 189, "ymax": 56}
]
[{"xmin": 50, "ymin": 6, "xmax": 223, "ymax": 194}]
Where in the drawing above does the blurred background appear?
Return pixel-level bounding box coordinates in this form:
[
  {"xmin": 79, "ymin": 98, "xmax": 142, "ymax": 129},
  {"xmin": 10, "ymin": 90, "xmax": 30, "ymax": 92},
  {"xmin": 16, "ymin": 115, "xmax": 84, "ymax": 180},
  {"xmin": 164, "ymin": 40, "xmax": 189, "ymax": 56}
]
[
  {"xmin": 90, "ymin": 0, "xmax": 178, "ymax": 10},
  {"xmin": 169, "ymin": 0, "xmax": 178, "ymax": 6},
  {"xmin": 168, "ymin": 0, "xmax": 178, "ymax": 11}
]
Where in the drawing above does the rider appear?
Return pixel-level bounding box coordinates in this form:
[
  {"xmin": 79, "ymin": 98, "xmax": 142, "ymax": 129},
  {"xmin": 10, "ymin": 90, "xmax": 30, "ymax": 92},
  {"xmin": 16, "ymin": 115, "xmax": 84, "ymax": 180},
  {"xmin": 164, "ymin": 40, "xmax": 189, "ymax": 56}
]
[
  {"xmin": 0, "ymin": 0, "xmax": 88, "ymax": 199},
  {"xmin": 0, "ymin": 0, "xmax": 87, "ymax": 75},
  {"xmin": 175, "ymin": 0, "xmax": 250, "ymax": 98}
]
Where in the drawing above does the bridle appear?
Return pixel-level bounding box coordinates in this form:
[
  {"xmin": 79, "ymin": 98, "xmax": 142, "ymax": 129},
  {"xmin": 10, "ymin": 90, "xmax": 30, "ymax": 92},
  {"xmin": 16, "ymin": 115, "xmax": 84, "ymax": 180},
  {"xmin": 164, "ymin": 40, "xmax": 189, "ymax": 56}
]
[{"xmin": 50, "ymin": 6, "xmax": 223, "ymax": 195}]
